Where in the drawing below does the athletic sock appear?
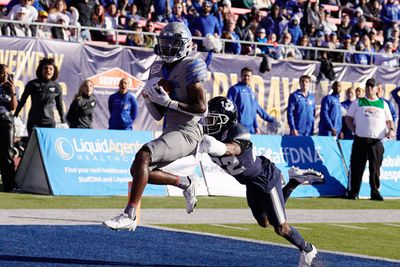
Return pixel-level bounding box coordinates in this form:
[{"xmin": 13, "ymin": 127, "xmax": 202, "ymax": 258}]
[
  {"xmin": 284, "ymin": 226, "xmax": 306, "ymax": 251},
  {"xmin": 282, "ymin": 179, "xmax": 300, "ymax": 203},
  {"xmin": 174, "ymin": 176, "xmax": 191, "ymax": 189},
  {"xmin": 124, "ymin": 203, "xmax": 137, "ymax": 219}
]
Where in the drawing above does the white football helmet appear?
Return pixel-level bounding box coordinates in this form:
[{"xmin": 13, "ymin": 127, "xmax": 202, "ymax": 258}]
[{"xmin": 156, "ymin": 22, "xmax": 192, "ymax": 63}]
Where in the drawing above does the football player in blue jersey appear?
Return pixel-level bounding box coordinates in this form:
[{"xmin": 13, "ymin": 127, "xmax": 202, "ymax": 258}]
[
  {"xmin": 200, "ymin": 96, "xmax": 320, "ymax": 267},
  {"xmin": 103, "ymin": 22, "xmax": 208, "ymax": 232}
]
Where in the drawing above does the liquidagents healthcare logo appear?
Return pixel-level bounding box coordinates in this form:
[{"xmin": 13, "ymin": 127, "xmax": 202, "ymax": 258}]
[{"xmin": 55, "ymin": 137, "xmax": 74, "ymax": 160}]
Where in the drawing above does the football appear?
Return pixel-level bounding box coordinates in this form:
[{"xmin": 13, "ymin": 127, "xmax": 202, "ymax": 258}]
[{"xmin": 158, "ymin": 78, "xmax": 173, "ymax": 95}]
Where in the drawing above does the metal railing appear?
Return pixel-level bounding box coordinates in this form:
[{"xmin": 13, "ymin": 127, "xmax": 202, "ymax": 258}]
[{"xmin": 1, "ymin": 18, "xmax": 399, "ymax": 67}]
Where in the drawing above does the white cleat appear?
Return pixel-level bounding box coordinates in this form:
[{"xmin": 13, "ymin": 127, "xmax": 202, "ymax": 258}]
[
  {"xmin": 298, "ymin": 244, "xmax": 317, "ymax": 267},
  {"xmin": 288, "ymin": 166, "xmax": 324, "ymax": 184},
  {"xmin": 183, "ymin": 176, "xmax": 197, "ymax": 214},
  {"xmin": 103, "ymin": 213, "xmax": 137, "ymax": 231}
]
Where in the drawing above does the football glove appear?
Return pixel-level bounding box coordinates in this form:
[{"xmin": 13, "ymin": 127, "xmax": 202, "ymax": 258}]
[{"xmin": 198, "ymin": 135, "xmax": 227, "ymax": 156}]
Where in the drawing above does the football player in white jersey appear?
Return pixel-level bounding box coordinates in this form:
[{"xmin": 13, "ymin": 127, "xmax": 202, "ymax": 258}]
[{"xmin": 103, "ymin": 22, "xmax": 208, "ymax": 231}]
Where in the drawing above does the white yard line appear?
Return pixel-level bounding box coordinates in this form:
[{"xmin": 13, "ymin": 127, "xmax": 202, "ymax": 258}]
[{"xmin": 327, "ymin": 224, "xmax": 368, "ymax": 230}]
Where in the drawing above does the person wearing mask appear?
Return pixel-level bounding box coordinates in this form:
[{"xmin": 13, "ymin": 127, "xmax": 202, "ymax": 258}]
[
  {"xmin": 318, "ymin": 81, "xmax": 343, "ymax": 137},
  {"xmin": 108, "ymin": 78, "xmax": 138, "ymax": 130},
  {"xmin": 0, "ymin": 64, "xmax": 17, "ymax": 192},
  {"xmin": 14, "ymin": 57, "xmax": 64, "ymax": 136},
  {"xmin": 345, "ymin": 78, "xmax": 395, "ymax": 201},
  {"xmin": 66, "ymin": 80, "xmax": 96, "ymax": 128},
  {"xmin": 227, "ymin": 67, "xmax": 275, "ymax": 134},
  {"xmin": 287, "ymin": 75, "xmax": 315, "ymax": 136}
]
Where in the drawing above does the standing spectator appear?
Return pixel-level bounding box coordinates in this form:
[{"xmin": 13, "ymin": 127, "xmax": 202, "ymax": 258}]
[
  {"xmin": 318, "ymin": 81, "xmax": 343, "ymax": 137},
  {"xmin": 227, "ymin": 67, "xmax": 275, "ymax": 134},
  {"xmin": 108, "ymin": 78, "xmax": 138, "ymax": 130},
  {"xmin": 337, "ymin": 13, "xmax": 352, "ymax": 40},
  {"xmin": 66, "ymin": 80, "xmax": 96, "ymax": 128},
  {"xmin": 380, "ymin": 0, "xmax": 400, "ymax": 39},
  {"xmin": 350, "ymin": 16, "xmax": 370, "ymax": 37},
  {"xmin": 391, "ymin": 86, "xmax": 400, "ymax": 140},
  {"xmin": 261, "ymin": 4, "xmax": 287, "ymax": 41},
  {"xmin": 0, "ymin": 64, "xmax": 17, "ymax": 192},
  {"xmin": 14, "ymin": 57, "xmax": 64, "ymax": 136},
  {"xmin": 90, "ymin": 4, "xmax": 106, "ymax": 41},
  {"xmin": 70, "ymin": 0, "xmax": 96, "ymax": 40},
  {"xmin": 321, "ymin": 9, "xmax": 337, "ymax": 35},
  {"xmin": 191, "ymin": 1, "xmax": 221, "ymax": 39},
  {"xmin": 341, "ymin": 87, "xmax": 356, "ymax": 140},
  {"xmin": 377, "ymin": 83, "xmax": 397, "ymax": 128},
  {"xmin": 235, "ymin": 14, "xmax": 254, "ymax": 55},
  {"xmin": 345, "ymin": 78, "xmax": 395, "ymax": 200},
  {"xmin": 168, "ymin": 2, "xmax": 188, "ymax": 27},
  {"xmin": 286, "ymin": 15, "xmax": 302, "ymax": 45},
  {"xmin": 287, "ymin": 75, "xmax": 315, "ymax": 136},
  {"xmin": 104, "ymin": 3, "xmax": 120, "ymax": 40}
]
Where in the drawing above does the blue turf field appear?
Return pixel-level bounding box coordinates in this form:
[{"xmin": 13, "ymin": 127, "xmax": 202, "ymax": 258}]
[{"xmin": 0, "ymin": 225, "xmax": 399, "ymax": 267}]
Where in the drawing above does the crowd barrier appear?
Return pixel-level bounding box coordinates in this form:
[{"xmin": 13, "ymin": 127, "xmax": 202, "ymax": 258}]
[{"xmin": 15, "ymin": 128, "xmax": 400, "ymax": 198}]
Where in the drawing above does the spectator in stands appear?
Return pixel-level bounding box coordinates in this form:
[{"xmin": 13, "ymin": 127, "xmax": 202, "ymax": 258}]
[
  {"xmin": 261, "ymin": 4, "xmax": 287, "ymax": 41},
  {"xmin": 327, "ymin": 32, "xmax": 341, "ymax": 62},
  {"xmin": 356, "ymin": 0, "xmax": 372, "ymax": 18},
  {"xmin": 254, "ymin": 27, "xmax": 268, "ymax": 54},
  {"xmin": 14, "ymin": 57, "xmax": 64, "ymax": 136},
  {"xmin": 47, "ymin": 0, "xmax": 71, "ymax": 25},
  {"xmin": 299, "ymin": 35, "xmax": 317, "ymax": 60},
  {"xmin": 51, "ymin": 13, "xmax": 70, "ymax": 40},
  {"xmin": 304, "ymin": 0, "xmax": 320, "ymax": 29},
  {"xmin": 337, "ymin": 13, "xmax": 352, "ymax": 40},
  {"xmin": 123, "ymin": 3, "xmax": 142, "ymax": 23},
  {"xmin": 287, "ymin": 75, "xmax": 315, "ymax": 136},
  {"xmin": 350, "ymin": 32, "xmax": 360, "ymax": 48},
  {"xmin": 278, "ymin": 32, "xmax": 301, "ymax": 60},
  {"xmin": 217, "ymin": 0, "xmax": 234, "ymax": 31},
  {"xmin": 235, "ymin": 14, "xmax": 254, "ymax": 55},
  {"xmin": 152, "ymin": 0, "xmax": 173, "ymax": 22},
  {"xmin": 6, "ymin": 6, "xmax": 32, "ymax": 37},
  {"xmin": 360, "ymin": 33, "xmax": 375, "ymax": 64},
  {"xmin": 70, "ymin": 0, "xmax": 96, "ymax": 39},
  {"xmin": 353, "ymin": 42, "xmax": 369, "ymax": 65},
  {"xmin": 377, "ymin": 82, "xmax": 397, "ymax": 126},
  {"xmin": 355, "ymin": 87, "xmax": 364, "ymax": 98},
  {"xmin": 108, "ymin": 78, "xmax": 138, "ymax": 130},
  {"xmin": 390, "ymin": 86, "xmax": 400, "ymax": 140},
  {"xmin": 351, "ymin": 7, "xmax": 364, "ymax": 26},
  {"xmin": 338, "ymin": 34, "xmax": 354, "ymax": 63},
  {"xmin": 367, "ymin": 0, "xmax": 382, "ymax": 29},
  {"xmin": 168, "ymin": 2, "xmax": 188, "ymax": 27},
  {"xmin": 67, "ymin": 80, "xmax": 97, "ymax": 128},
  {"xmin": 369, "ymin": 28, "xmax": 382, "ymax": 51},
  {"xmin": 380, "ymin": 0, "xmax": 400, "ymax": 39},
  {"xmin": 7, "ymin": 0, "xmax": 38, "ymax": 24},
  {"xmin": 143, "ymin": 20, "xmax": 157, "ymax": 48},
  {"xmin": 117, "ymin": 0, "xmax": 131, "ymax": 19},
  {"xmin": 90, "ymin": 4, "xmax": 106, "ymax": 41},
  {"xmin": 36, "ymin": 10, "xmax": 51, "ymax": 39},
  {"xmin": 104, "ymin": 3, "xmax": 120, "ymax": 40},
  {"xmin": 126, "ymin": 21, "xmax": 144, "ymax": 47},
  {"xmin": 341, "ymin": 87, "xmax": 356, "ymax": 139},
  {"xmin": 375, "ymin": 41, "xmax": 398, "ymax": 67},
  {"xmin": 321, "ymin": 9, "xmax": 337, "ymax": 35},
  {"xmin": 318, "ymin": 81, "xmax": 343, "ymax": 137},
  {"xmin": 286, "ymin": 15, "xmax": 303, "ymax": 45},
  {"xmin": 227, "ymin": 67, "xmax": 276, "ymax": 134},
  {"xmin": 350, "ymin": 16, "xmax": 370, "ymax": 37},
  {"xmin": 247, "ymin": 7, "xmax": 264, "ymax": 32},
  {"xmin": 0, "ymin": 64, "xmax": 17, "ymax": 192},
  {"xmin": 191, "ymin": 1, "xmax": 221, "ymax": 51},
  {"xmin": 222, "ymin": 17, "xmax": 241, "ymax": 54},
  {"xmin": 134, "ymin": 0, "xmax": 152, "ymax": 19}
]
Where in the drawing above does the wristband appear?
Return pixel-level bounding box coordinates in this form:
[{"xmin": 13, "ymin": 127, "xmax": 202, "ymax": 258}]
[{"xmin": 168, "ymin": 100, "xmax": 179, "ymax": 110}]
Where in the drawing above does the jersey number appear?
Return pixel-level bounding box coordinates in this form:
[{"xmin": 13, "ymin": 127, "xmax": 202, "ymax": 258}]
[{"xmin": 211, "ymin": 156, "xmax": 245, "ymax": 176}]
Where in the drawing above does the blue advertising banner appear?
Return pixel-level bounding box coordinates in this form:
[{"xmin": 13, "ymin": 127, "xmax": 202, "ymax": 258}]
[
  {"xmin": 251, "ymin": 135, "xmax": 348, "ymax": 197},
  {"xmin": 35, "ymin": 128, "xmax": 166, "ymax": 196},
  {"xmin": 340, "ymin": 139, "xmax": 400, "ymax": 198}
]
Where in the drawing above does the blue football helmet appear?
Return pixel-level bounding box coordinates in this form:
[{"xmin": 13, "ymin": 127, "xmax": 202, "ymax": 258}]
[{"xmin": 203, "ymin": 96, "xmax": 238, "ymax": 136}]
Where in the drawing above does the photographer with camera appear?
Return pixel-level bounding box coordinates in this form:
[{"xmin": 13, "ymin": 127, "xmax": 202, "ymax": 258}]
[{"xmin": 0, "ymin": 64, "xmax": 17, "ymax": 192}]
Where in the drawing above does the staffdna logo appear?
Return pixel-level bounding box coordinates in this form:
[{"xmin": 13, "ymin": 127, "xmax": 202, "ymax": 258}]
[{"xmin": 55, "ymin": 138, "xmax": 74, "ymax": 160}]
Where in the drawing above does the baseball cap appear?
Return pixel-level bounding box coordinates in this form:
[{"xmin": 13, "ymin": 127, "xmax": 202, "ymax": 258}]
[
  {"xmin": 39, "ymin": 10, "xmax": 48, "ymax": 17},
  {"xmin": 365, "ymin": 78, "xmax": 377, "ymax": 87},
  {"xmin": 257, "ymin": 28, "xmax": 266, "ymax": 34},
  {"xmin": 344, "ymin": 34, "xmax": 351, "ymax": 39},
  {"xmin": 316, "ymin": 31, "xmax": 324, "ymax": 37},
  {"xmin": 18, "ymin": 6, "xmax": 28, "ymax": 14}
]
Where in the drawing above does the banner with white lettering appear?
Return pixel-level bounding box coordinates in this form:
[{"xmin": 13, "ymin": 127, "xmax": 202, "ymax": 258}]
[
  {"xmin": 251, "ymin": 135, "xmax": 348, "ymax": 197},
  {"xmin": 340, "ymin": 139, "xmax": 400, "ymax": 197},
  {"xmin": 34, "ymin": 128, "xmax": 166, "ymax": 196}
]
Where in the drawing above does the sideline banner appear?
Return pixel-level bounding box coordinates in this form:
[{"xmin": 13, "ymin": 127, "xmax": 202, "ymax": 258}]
[
  {"xmin": 15, "ymin": 128, "xmax": 167, "ymax": 196},
  {"xmin": 251, "ymin": 135, "xmax": 348, "ymax": 197},
  {"xmin": 340, "ymin": 139, "xmax": 400, "ymax": 197}
]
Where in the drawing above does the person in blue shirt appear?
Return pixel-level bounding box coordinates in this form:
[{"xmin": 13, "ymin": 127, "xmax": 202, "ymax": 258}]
[
  {"xmin": 227, "ymin": 67, "xmax": 275, "ymax": 134},
  {"xmin": 341, "ymin": 87, "xmax": 356, "ymax": 140},
  {"xmin": 287, "ymin": 75, "xmax": 315, "ymax": 136},
  {"xmin": 191, "ymin": 1, "xmax": 222, "ymax": 39},
  {"xmin": 108, "ymin": 78, "xmax": 138, "ymax": 130},
  {"xmin": 318, "ymin": 81, "xmax": 343, "ymax": 137},
  {"xmin": 390, "ymin": 86, "xmax": 400, "ymax": 140}
]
